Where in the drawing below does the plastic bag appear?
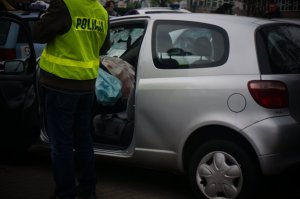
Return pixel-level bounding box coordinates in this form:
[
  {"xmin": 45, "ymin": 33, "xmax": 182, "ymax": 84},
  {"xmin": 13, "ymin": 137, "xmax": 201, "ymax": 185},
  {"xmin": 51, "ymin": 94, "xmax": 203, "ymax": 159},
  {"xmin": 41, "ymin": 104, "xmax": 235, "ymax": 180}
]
[
  {"xmin": 95, "ymin": 68, "xmax": 122, "ymax": 106},
  {"xmin": 101, "ymin": 56, "xmax": 135, "ymax": 99},
  {"xmin": 29, "ymin": 1, "xmax": 49, "ymax": 11}
]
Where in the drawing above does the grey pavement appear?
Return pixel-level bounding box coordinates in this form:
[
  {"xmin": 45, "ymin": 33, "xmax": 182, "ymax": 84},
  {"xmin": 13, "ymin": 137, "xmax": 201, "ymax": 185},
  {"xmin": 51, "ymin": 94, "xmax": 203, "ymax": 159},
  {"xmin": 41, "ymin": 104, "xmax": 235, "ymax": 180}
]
[
  {"xmin": 0, "ymin": 145, "xmax": 300, "ymax": 199},
  {"xmin": 0, "ymin": 145, "xmax": 193, "ymax": 199}
]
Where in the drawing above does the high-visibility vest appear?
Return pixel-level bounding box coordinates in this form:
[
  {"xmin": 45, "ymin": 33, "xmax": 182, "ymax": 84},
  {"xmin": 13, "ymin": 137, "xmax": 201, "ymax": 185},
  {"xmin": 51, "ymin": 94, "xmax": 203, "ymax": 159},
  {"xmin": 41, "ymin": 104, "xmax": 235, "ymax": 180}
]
[{"xmin": 39, "ymin": 0, "xmax": 108, "ymax": 80}]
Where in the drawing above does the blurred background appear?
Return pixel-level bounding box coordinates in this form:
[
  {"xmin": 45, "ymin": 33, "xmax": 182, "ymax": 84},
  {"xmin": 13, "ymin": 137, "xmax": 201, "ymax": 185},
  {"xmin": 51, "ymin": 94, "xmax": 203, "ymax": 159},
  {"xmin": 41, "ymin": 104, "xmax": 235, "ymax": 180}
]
[{"xmin": 2, "ymin": 0, "xmax": 300, "ymax": 18}]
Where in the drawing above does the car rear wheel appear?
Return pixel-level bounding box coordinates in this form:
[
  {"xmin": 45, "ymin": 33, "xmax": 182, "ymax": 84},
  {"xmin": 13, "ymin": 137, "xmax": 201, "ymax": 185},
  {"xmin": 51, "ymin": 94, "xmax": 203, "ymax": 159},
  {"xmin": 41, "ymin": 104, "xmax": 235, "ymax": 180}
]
[{"xmin": 188, "ymin": 139, "xmax": 261, "ymax": 199}]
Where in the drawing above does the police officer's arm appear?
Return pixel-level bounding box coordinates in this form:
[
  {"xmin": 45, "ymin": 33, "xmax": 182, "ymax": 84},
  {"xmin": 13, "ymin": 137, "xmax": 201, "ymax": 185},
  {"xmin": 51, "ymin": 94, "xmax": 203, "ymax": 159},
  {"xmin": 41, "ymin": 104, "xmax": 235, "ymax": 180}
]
[
  {"xmin": 32, "ymin": 0, "xmax": 71, "ymax": 43},
  {"xmin": 100, "ymin": 22, "xmax": 111, "ymax": 55}
]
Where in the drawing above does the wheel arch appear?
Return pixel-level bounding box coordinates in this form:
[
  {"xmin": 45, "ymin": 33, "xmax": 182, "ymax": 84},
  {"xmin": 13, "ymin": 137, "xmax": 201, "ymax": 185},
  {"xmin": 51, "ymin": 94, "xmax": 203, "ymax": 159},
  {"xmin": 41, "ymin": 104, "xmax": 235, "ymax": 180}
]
[{"xmin": 182, "ymin": 125, "xmax": 261, "ymax": 174}]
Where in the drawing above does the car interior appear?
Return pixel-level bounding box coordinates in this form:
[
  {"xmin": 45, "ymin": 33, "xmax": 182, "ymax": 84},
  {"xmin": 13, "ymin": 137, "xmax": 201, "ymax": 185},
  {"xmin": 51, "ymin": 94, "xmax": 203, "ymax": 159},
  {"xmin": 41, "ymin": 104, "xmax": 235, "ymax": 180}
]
[
  {"xmin": 191, "ymin": 37, "xmax": 213, "ymax": 64},
  {"xmin": 156, "ymin": 30, "xmax": 179, "ymax": 69},
  {"xmin": 91, "ymin": 22, "xmax": 146, "ymax": 149}
]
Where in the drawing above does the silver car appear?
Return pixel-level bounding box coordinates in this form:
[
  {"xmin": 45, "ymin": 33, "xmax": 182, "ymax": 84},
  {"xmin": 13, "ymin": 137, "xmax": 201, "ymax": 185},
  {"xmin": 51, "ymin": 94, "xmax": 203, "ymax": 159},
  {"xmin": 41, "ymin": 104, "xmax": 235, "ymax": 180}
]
[
  {"xmin": 124, "ymin": 6, "xmax": 191, "ymax": 15},
  {"xmin": 1, "ymin": 12, "xmax": 300, "ymax": 199}
]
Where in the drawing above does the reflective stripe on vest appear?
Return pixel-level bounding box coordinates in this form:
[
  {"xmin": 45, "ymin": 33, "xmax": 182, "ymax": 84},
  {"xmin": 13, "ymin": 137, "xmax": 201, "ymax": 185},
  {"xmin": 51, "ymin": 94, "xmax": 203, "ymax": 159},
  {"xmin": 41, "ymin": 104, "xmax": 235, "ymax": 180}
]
[{"xmin": 42, "ymin": 49, "xmax": 99, "ymax": 69}]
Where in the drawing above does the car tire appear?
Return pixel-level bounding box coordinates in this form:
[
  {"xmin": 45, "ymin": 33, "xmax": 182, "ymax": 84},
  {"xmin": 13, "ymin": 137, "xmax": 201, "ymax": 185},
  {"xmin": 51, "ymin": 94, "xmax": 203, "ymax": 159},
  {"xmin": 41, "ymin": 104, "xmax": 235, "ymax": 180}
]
[{"xmin": 188, "ymin": 139, "xmax": 261, "ymax": 199}]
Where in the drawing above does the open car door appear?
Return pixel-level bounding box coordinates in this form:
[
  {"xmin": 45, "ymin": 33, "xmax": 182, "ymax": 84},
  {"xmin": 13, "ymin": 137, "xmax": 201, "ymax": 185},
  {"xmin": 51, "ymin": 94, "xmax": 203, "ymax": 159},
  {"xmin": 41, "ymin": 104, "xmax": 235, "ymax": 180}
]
[{"xmin": 0, "ymin": 11, "xmax": 39, "ymax": 153}]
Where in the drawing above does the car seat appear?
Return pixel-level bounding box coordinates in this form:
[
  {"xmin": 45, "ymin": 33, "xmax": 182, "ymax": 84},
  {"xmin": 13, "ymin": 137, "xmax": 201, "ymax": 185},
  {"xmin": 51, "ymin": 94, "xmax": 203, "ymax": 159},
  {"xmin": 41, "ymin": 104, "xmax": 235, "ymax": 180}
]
[
  {"xmin": 192, "ymin": 37, "xmax": 212, "ymax": 65},
  {"xmin": 92, "ymin": 83, "xmax": 135, "ymax": 148},
  {"xmin": 156, "ymin": 31, "xmax": 179, "ymax": 69}
]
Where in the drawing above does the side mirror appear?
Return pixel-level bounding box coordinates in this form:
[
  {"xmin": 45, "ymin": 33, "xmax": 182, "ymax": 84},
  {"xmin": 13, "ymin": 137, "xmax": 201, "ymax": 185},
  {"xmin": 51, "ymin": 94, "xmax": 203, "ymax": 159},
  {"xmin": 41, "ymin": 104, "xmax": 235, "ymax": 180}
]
[{"xmin": 4, "ymin": 60, "xmax": 26, "ymax": 74}]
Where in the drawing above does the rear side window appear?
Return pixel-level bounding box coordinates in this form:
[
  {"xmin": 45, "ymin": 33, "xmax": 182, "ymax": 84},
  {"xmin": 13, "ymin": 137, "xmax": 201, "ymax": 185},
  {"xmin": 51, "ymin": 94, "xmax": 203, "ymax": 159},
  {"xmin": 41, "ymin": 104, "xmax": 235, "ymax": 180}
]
[
  {"xmin": 256, "ymin": 24, "xmax": 300, "ymax": 74},
  {"xmin": 152, "ymin": 20, "xmax": 229, "ymax": 69},
  {"xmin": 0, "ymin": 20, "xmax": 11, "ymax": 45}
]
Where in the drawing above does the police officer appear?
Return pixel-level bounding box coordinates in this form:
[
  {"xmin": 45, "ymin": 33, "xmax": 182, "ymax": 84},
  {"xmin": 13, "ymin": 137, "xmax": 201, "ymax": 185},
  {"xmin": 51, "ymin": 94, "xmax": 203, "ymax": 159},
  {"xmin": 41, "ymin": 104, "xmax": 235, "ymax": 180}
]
[
  {"xmin": 33, "ymin": 0, "xmax": 110, "ymax": 199},
  {"xmin": 264, "ymin": 1, "xmax": 282, "ymax": 18}
]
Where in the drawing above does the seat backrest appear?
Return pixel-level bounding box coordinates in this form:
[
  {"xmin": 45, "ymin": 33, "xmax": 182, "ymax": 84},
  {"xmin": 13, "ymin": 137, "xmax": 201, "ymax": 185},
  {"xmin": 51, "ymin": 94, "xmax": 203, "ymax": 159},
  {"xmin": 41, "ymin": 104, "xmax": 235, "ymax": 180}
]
[
  {"xmin": 193, "ymin": 37, "xmax": 212, "ymax": 58},
  {"xmin": 156, "ymin": 31, "xmax": 173, "ymax": 53},
  {"xmin": 156, "ymin": 31, "xmax": 179, "ymax": 68}
]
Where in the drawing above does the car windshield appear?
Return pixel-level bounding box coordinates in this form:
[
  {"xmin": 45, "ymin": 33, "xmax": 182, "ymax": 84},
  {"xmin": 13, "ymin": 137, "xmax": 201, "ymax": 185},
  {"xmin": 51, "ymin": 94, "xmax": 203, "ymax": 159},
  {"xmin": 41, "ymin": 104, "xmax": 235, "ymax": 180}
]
[
  {"xmin": 107, "ymin": 24, "xmax": 145, "ymax": 57},
  {"xmin": 258, "ymin": 24, "xmax": 300, "ymax": 74}
]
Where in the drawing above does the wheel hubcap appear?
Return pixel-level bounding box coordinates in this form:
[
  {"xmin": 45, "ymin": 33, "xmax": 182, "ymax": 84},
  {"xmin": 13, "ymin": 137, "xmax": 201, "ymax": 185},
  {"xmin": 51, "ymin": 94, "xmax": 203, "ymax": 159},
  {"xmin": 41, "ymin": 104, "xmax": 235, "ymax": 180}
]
[{"xmin": 196, "ymin": 151, "xmax": 243, "ymax": 199}]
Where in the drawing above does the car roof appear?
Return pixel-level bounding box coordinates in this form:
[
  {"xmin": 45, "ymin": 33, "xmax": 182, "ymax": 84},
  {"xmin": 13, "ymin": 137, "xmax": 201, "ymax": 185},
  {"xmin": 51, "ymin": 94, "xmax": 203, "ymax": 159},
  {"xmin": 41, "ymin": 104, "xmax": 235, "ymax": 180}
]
[
  {"xmin": 7, "ymin": 10, "xmax": 40, "ymax": 20},
  {"xmin": 111, "ymin": 13, "xmax": 281, "ymax": 27},
  {"xmin": 272, "ymin": 18, "xmax": 300, "ymax": 25},
  {"xmin": 133, "ymin": 7, "xmax": 191, "ymax": 14}
]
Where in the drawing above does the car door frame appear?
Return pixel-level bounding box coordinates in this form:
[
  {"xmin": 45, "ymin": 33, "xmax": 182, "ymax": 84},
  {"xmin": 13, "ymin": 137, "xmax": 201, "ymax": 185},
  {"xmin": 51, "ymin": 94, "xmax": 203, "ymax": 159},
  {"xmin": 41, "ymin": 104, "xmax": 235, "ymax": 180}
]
[{"xmin": 89, "ymin": 17, "xmax": 149, "ymax": 157}]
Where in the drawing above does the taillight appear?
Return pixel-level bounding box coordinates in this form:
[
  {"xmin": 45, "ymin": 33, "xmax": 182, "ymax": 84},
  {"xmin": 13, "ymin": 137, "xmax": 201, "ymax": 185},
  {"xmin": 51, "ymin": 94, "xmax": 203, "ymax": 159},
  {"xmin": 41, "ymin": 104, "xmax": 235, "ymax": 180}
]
[
  {"xmin": 248, "ymin": 80, "xmax": 288, "ymax": 109},
  {"xmin": 0, "ymin": 48, "xmax": 16, "ymax": 60}
]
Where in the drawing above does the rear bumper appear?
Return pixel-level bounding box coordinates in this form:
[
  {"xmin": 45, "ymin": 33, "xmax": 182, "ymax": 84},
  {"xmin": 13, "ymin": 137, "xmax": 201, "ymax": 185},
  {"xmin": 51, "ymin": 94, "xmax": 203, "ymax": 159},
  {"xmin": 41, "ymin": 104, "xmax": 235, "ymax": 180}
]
[{"xmin": 243, "ymin": 115, "xmax": 300, "ymax": 175}]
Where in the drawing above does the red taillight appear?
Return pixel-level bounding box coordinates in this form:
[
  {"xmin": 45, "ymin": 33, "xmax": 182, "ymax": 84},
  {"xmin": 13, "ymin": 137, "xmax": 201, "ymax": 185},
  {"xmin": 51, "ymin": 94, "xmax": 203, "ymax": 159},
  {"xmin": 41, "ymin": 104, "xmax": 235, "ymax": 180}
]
[
  {"xmin": 0, "ymin": 48, "xmax": 16, "ymax": 60},
  {"xmin": 248, "ymin": 80, "xmax": 288, "ymax": 109}
]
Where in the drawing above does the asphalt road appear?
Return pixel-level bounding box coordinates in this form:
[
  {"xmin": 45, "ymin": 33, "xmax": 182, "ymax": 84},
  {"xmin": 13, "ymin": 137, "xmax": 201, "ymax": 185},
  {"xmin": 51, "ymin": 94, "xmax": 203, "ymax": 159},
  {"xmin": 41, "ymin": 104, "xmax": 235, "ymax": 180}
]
[{"xmin": 0, "ymin": 145, "xmax": 300, "ymax": 199}]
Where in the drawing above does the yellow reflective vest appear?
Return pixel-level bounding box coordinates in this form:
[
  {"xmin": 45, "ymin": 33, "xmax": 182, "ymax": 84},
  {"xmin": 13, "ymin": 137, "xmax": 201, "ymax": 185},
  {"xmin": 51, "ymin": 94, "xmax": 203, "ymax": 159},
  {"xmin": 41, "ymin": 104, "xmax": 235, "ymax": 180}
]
[{"xmin": 39, "ymin": 0, "xmax": 108, "ymax": 80}]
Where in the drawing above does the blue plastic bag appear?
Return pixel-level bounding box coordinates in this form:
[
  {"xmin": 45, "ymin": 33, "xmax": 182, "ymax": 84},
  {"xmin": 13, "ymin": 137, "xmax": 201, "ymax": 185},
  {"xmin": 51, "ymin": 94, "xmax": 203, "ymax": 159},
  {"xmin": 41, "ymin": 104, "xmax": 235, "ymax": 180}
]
[{"xmin": 95, "ymin": 68, "xmax": 122, "ymax": 106}]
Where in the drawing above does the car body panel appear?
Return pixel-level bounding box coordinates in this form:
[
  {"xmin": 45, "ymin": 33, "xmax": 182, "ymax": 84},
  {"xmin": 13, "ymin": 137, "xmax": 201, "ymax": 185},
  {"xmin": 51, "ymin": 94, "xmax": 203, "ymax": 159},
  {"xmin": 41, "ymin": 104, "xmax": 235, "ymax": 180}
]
[{"xmin": 243, "ymin": 115, "xmax": 300, "ymax": 174}]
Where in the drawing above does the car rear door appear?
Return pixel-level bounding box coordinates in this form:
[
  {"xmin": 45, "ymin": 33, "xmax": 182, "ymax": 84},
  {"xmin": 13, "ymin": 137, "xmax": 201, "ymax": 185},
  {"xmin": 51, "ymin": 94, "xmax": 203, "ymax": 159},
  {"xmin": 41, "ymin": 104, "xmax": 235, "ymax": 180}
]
[{"xmin": 0, "ymin": 11, "xmax": 39, "ymax": 151}]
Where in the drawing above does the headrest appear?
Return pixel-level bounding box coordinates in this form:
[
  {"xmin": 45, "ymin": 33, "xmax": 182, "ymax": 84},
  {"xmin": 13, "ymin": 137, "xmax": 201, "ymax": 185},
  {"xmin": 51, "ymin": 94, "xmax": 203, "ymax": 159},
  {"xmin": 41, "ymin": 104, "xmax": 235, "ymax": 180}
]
[
  {"xmin": 156, "ymin": 31, "xmax": 173, "ymax": 52},
  {"xmin": 194, "ymin": 37, "xmax": 212, "ymax": 57}
]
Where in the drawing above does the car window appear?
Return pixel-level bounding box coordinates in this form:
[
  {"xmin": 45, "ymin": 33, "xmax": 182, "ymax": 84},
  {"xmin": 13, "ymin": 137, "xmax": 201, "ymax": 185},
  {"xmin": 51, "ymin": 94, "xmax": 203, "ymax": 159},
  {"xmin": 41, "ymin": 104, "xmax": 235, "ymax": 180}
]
[
  {"xmin": 0, "ymin": 20, "xmax": 10, "ymax": 45},
  {"xmin": 106, "ymin": 23, "xmax": 146, "ymax": 58},
  {"xmin": 257, "ymin": 25, "xmax": 300, "ymax": 74},
  {"xmin": 152, "ymin": 20, "xmax": 229, "ymax": 69}
]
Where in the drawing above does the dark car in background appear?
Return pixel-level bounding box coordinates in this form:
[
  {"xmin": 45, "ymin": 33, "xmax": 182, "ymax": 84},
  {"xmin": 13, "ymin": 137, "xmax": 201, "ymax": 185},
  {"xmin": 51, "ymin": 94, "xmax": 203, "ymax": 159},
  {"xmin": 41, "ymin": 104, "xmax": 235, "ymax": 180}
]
[
  {"xmin": 0, "ymin": 11, "xmax": 39, "ymax": 153},
  {"xmin": 0, "ymin": 10, "xmax": 45, "ymax": 60}
]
